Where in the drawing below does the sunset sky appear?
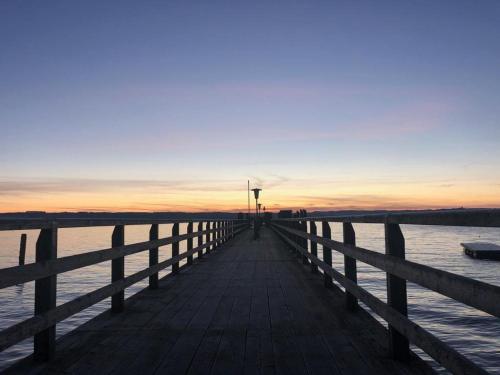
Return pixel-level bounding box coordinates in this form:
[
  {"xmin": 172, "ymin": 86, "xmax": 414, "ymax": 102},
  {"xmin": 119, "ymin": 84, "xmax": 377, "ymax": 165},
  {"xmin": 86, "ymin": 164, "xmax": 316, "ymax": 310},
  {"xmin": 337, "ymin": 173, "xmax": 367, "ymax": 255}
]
[{"xmin": 1, "ymin": 1, "xmax": 499, "ymax": 212}]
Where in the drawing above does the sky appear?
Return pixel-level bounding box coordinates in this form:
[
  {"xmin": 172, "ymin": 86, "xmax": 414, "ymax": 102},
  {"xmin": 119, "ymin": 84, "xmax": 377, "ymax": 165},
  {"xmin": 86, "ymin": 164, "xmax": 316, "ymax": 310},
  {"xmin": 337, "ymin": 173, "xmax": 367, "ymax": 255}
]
[{"xmin": 1, "ymin": 1, "xmax": 500, "ymax": 212}]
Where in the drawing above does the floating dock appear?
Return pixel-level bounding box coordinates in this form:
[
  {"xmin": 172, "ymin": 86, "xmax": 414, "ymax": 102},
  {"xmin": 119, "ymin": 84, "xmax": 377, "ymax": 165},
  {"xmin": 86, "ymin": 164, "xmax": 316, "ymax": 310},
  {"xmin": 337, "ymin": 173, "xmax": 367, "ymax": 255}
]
[{"xmin": 461, "ymin": 242, "xmax": 500, "ymax": 260}]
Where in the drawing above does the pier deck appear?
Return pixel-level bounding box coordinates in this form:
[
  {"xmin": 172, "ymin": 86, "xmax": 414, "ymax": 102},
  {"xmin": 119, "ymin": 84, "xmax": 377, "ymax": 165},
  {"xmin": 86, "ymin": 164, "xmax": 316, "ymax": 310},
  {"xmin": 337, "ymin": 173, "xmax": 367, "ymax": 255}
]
[{"xmin": 6, "ymin": 227, "xmax": 431, "ymax": 375}]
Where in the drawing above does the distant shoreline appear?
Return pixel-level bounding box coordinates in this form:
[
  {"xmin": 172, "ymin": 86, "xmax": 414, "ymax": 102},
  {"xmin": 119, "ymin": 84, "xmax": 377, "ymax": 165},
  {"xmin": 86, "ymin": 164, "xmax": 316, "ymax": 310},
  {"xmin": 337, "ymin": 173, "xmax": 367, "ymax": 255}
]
[{"xmin": 0, "ymin": 207, "xmax": 493, "ymax": 220}]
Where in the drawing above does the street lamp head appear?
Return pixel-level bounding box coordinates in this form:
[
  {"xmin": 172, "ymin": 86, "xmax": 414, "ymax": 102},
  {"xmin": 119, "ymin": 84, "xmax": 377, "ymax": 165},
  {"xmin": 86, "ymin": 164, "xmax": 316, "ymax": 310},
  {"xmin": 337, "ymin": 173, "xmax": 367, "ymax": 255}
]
[{"xmin": 251, "ymin": 188, "xmax": 262, "ymax": 200}]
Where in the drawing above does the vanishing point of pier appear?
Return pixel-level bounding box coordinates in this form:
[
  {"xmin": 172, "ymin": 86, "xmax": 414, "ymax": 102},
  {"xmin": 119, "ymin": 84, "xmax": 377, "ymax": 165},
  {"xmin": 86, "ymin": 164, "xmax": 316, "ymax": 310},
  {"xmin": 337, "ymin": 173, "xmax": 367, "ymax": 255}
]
[{"xmin": 0, "ymin": 211, "xmax": 499, "ymax": 374}]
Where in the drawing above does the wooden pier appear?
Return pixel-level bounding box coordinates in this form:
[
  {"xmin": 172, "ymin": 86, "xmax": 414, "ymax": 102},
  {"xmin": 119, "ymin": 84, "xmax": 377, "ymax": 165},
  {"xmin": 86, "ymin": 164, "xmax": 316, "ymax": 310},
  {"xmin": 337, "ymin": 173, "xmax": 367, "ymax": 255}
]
[{"xmin": 0, "ymin": 210, "xmax": 499, "ymax": 374}]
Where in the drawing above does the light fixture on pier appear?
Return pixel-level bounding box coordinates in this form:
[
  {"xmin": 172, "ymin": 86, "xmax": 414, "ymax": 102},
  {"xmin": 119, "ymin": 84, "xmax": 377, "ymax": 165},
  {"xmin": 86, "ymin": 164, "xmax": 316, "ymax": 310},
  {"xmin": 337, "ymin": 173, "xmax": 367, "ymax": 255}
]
[{"xmin": 251, "ymin": 188, "xmax": 262, "ymax": 217}]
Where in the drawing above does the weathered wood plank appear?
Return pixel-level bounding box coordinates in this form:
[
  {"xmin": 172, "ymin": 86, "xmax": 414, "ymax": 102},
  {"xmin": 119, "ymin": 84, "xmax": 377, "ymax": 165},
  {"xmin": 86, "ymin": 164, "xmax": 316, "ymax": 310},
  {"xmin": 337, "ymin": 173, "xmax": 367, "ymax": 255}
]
[
  {"xmin": 268, "ymin": 285, "xmax": 308, "ymax": 375},
  {"xmin": 110, "ymin": 280, "xmax": 220, "ymax": 374},
  {"xmin": 211, "ymin": 294, "xmax": 252, "ymax": 374},
  {"xmin": 245, "ymin": 284, "xmax": 273, "ymax": 373},
  {"xmin": 186, "ymin": 296, "xmax": 235, "ymax": 375}
]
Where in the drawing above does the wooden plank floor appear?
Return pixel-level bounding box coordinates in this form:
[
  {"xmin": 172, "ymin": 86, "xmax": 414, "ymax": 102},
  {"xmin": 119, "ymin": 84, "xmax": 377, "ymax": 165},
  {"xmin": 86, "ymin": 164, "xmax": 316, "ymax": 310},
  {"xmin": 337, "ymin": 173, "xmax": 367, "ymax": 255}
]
[{"xmin": 6, "ymin": 227, "xmax": 434, "ymax": 375}]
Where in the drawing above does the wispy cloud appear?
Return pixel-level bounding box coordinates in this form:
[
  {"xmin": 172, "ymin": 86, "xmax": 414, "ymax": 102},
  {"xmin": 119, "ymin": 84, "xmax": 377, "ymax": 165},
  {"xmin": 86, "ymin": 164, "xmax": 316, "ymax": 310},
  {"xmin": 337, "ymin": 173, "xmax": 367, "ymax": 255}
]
[
  {"xmin": 106, "ymin": 93, "xmax": 456, "ymax": 154},
  {"xmin": 0, "ymin": 178, "xmax": 246, "ymax": 195}
]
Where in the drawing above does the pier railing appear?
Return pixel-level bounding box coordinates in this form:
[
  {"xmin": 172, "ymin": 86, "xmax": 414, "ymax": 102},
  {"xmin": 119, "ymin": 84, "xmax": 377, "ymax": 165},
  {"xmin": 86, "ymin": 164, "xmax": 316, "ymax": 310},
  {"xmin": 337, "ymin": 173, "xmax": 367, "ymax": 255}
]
[
  {"xmin": 270, "ymin": 209, "xmax": 500, "ymax": 375},
  {"xmin": 0, "ymin": 218, "xmax": 249, "ymax": 361}
]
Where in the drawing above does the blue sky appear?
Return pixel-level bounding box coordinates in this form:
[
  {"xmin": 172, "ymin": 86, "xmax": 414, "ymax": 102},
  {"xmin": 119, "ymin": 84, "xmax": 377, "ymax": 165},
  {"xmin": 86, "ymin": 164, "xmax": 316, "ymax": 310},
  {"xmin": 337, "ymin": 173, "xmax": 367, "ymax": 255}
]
[{"xmin": 1, "ymin": 1, "xmax": 499, "ymax": 211}]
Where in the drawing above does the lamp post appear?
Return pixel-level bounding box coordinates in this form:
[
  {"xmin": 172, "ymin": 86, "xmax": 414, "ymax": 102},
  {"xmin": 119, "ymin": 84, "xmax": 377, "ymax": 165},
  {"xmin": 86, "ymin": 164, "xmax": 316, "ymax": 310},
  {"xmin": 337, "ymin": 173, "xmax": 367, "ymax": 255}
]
[
  {"xmin": 251, "ymin": 188, "xmax": 261, "ymax": 218},
  {"xmin": 258, "ymin": 203, "xmax": 262, "ymax": 217},
  {"xmin": 251, "ymin": 188, "xmax": 262, "ymax": 239}
]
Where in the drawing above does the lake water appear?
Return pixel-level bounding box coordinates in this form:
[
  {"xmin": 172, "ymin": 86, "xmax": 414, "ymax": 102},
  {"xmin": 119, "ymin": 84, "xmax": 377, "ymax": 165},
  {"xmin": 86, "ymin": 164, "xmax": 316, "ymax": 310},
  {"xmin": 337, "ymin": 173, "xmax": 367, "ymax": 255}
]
[{"xmin": 0, "ymin": 223, "xmax": 499, "ymax": 373}]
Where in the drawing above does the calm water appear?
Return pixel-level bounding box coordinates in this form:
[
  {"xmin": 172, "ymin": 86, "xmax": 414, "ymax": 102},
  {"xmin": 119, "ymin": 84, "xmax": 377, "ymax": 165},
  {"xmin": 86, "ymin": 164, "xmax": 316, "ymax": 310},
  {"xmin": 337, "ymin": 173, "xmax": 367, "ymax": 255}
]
[{"xmin": 0, "ymin": 223, "xmax": 499, "ymax": 373}]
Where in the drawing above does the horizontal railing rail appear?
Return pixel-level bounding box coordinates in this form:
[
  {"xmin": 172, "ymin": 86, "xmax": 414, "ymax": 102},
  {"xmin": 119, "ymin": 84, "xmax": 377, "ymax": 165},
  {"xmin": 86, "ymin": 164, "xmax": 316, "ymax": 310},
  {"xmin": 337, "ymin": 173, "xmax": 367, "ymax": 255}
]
[
  {"xmin": 0, "ymin": 219, "xmax": 250, "ymax": 361},
  {"xmin": 270, "ymin": 213, "xmax": 499, "ymax": 375},
  {"xmin": 272, "ymin": 223, "xmax": 500, "ymax": 317},
  {"xmin": 278, "ymin": 208, "xmax": 500, "ymax": 227},
  {"xmin": 0, "ymin": 218, "xmax": 240, "ymax": 231},
  {"xmin": 0, "ymin": 226, "xmax": 220, "ymax": 289}
]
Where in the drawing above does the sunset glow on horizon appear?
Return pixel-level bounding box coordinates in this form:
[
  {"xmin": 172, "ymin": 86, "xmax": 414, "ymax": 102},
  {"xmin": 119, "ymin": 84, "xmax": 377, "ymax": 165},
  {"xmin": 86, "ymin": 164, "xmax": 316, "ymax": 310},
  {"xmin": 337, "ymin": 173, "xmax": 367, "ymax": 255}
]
[
  {"xmin": 2, "ymin": 175, "xmax": 499, "ymax": 213},
  {"xmin": 1, "ymin": 1, "xmax": 499, "ymax": 213}
]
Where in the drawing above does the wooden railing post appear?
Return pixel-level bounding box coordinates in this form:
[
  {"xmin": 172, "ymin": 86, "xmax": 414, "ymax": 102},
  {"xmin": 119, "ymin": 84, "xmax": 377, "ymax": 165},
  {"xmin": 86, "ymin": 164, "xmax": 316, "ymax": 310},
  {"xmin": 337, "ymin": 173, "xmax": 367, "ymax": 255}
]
[
  {"xmin": 218, "ymin": 221, "xmax": 221, "ymax": 248},
  {"xmin": 34, "ymin": 225, "xmax": 57, "ymax": 361},
  {"xmin": 197, "ymin": 222, "xmax": 204, "ymax": 258},
  {"xmin": 149, "ymin": 224, "xmax": 159, "ymax": 289},
  {"xmin": 217, "ymin": 221, "xmax": 221, "ymax": 247},
  {"xmin": 310, "ymin": 221, "xmax": 318, "ymax": 273},
  {"xmin": 294, "ymin": 222, "xmax": 301, "ymax": 259},
  {"xmin": 343, "ymin": 222, "xmax": 358, "ymax": 311},
  {"xmin": 288, "ymin": 222, "xmax": 295, "ymax": 253},
  {"xmin": 19, "ymin": 233, "xmax": 27, "ymax": 266},
  {"xmin": 214, "ymin": 221, "xmax": 218, "ymax": 249},
  {"xmin": 321, "ymin": 221, "xmax": 333, "ymax": 288},
  {"xmin": 172, "ymin": 223, "xmax": 179, "ymax": 273},
  {"xmin": 212, "ymin": 221, "xmax": 216, "ymax": 250},
  {"xmin": 301, "ymin": 220, "xmax": 308, "ymax": 264},
  {"xmin": 111, "ymin": 225, "xmax": 125, "ymax": 313},
  {"xmin": 385, "ymin": 223, "xmax": 410, "ymax": 361},
  {"xmin": 221, "ymin": 221, "xmax": 224, "ymax": 243},
  {"xmin": 187, "ymin": 222, "xmax": 194, "ymax": 265},
  {"xmin": 220, "ymin": 221, "xmax": 223, "ymax": 244},
  {"xmin": 206, "ymin": 222, "xmax": 211, "ymax": 253}
]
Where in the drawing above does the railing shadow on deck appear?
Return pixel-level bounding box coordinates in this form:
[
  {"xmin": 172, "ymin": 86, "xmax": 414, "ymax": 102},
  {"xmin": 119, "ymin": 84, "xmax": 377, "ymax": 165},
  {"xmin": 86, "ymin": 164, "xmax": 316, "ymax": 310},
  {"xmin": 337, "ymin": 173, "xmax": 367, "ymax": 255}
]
[
  {"xmin": 0, "ymin": 218, "xmax": 249, "ymax": 363},
  {"xmin": 270, "ymin": 209, "xmax": 500, "ymax": 375}
]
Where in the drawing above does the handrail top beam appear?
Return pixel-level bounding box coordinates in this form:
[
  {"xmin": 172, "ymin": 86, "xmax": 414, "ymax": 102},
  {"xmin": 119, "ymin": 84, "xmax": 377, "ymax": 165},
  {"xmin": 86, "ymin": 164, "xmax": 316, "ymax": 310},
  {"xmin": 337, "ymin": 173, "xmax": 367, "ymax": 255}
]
[
  {"xmin": 0, "ymin": 218, "xmax": 246, "ymax": 231},
  {"xmin": 273, "ymin": 208, "xmax": 500, "ymax": 227}
]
